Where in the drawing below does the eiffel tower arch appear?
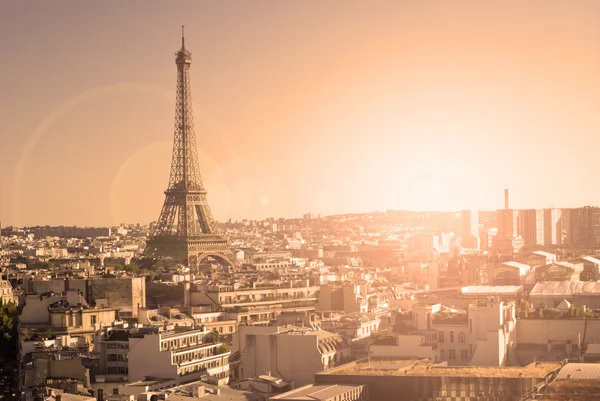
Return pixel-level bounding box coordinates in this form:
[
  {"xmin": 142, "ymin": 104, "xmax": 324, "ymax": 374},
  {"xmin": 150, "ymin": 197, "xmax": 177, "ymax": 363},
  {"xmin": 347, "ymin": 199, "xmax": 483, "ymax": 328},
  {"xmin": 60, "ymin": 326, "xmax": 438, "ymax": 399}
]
[{"xmin": 145, "ymin": 28, "xmax": 235, "ymax": 268}]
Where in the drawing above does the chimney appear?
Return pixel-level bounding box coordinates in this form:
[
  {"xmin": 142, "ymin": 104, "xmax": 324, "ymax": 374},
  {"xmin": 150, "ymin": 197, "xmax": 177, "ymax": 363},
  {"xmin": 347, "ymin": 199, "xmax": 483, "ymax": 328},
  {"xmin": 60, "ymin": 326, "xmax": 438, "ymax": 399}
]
[{"xmin": 504, "ymin": 189, "xmax": 509, "ymax": 210}]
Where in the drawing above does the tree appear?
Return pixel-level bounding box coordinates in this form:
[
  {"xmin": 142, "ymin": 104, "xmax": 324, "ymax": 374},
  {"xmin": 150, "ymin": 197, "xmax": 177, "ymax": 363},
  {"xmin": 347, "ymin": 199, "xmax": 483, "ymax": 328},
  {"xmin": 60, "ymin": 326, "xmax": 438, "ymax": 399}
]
[
  {"xmin": 0, "ymin": 301, "xmax": 18, "ymax": 358},
  {"xmin": 217, "ymin": 344, "xmax": 230, "ymax": 354},
  {"xmin": 207, "ymin": 329, "xmax": 220, "ymax": 343}
]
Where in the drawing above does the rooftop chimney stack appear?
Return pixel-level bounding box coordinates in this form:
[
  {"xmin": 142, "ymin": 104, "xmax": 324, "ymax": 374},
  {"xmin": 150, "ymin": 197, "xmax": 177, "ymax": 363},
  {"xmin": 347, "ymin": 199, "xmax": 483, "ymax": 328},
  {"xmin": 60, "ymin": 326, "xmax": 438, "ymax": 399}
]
[{"xmin": 504, "ymin": 189, "xmax": 509, "ymax": 210}]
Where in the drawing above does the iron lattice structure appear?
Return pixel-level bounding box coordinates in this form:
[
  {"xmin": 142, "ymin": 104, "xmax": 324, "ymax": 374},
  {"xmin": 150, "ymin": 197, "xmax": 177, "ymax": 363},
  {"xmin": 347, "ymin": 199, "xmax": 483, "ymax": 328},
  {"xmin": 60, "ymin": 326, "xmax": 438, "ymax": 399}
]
[{"xmin": 145, "ymin": 31, "xmax": 235, "ymax": 267}]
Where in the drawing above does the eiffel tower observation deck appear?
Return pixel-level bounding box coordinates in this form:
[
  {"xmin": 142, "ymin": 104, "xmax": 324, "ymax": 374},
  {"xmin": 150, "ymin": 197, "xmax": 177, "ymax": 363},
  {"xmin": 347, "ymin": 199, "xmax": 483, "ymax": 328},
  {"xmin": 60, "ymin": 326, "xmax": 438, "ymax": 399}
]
[{"xmin": 145, "ymin": 27, "xmax": 235, "ymax": 268}]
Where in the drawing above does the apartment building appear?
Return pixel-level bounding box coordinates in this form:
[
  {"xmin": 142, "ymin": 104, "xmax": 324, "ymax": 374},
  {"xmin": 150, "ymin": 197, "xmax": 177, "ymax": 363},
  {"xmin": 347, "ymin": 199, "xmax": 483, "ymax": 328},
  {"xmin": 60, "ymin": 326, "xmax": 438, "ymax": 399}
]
[
  {"xmin": 189, "ymin": 281, "xmax": 318, "ymax": 325},
  {"xmin": 239, "ymin": 327, "xmax": 351, "ymax": 386},
  {"xmin": 20, "ymin": 291, "xmax": 118, "ymax": 344},
  {"xmin": 252, "ymin": 259, "xmax": 292, "ymax": 273},
  {"xmin": 317, "ymin": 283, "xmax": 368, "ymax": 314},
  {"xmin": 101, "ymin": 327, "xmax": 230, "ymax": 384},
  {"xmin": 26, "ymin": 276, "xmax": 146, "ymax": 317},
  {"xmin": 0, "ymin": 279, "xmax": 16, "ymax": 304},
  {"xmin": 409, "ymin": 298, "xmax": 517, "ymax": 366},
  {"xmin": 319, "ymin": 313, "xmax": 381, "ymax": 341}
]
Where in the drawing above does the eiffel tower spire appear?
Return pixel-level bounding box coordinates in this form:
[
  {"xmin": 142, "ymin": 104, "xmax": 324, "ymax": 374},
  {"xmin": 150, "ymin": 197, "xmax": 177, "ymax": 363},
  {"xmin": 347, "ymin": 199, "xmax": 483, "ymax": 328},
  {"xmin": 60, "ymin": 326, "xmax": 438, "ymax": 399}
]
[{"xmin": 145, "ymin": 29, "xmax": 235, "ymax": 267}]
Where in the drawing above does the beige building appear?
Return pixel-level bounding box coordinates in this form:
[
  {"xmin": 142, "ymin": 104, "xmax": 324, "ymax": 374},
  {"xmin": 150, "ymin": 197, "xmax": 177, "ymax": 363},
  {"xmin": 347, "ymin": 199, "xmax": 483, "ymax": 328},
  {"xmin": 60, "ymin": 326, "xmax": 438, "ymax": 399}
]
[
  {"xmin": 317, "ymin": 283, "xmax": 368, "ymax": 314},
  {"xmin": 239, "ymin": 326, "xmax": 351, "ymax": 386},
  {"xmin": 370, "ymin": 333, "xmax": 438, "ymax": 360},
  {"xmin": 25, "ymin": 276, "xmax": 146, "ymax": 316},
  {"xmin": 189, "ymin": 281, "xmax": 318, "ymax": 325},
  {"xmin": 252, "ymin": 259, "xmax": 292, "ymax": 273},
  {"xmin": 0, "ymin": 279, "xmax": 16, "ymax": 304},
  {"xmin": 20, "ymin": 291, "xmax": 118, "ymax": 344},
  {"xmin": 409, "ymin": 298, "xmax": 517, "ymax": 366},
  {"xmin": 125, "ymin": 327, "xmax": 230, "ymax": 384},
  {"xmin": 320, "ymin": 313, "xmax": 381, "ymax": 341},
  {"xmin": 138, "ymin": 307, "xmax": 237, "ymax": 342}
]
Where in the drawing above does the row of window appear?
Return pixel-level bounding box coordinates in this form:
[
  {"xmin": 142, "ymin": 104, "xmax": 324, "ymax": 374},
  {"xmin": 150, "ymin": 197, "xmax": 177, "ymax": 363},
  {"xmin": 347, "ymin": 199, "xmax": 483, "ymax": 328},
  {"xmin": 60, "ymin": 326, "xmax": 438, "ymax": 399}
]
[
  {"xmin": 107, "ymin": 354, "xmax": 127, "ymax": 362},
  {"xmin": 361, "ymin": 324, "xmax": 378, "ymax": 336},
  {"xmin": 106, "ymin": 343, "xmax": 128, "ymax": 350},
  {"xmin": 161, "ymin": 334, "xmax": 204, "ymax": 350},
  {"xmin": 178, "ymin": 358, "xmax": 227, "ymax": 375},
  {"xmin": 440, "ymin": 349, "xmax": 469, "ymax": 360},
  {"xmin": 438, "ymin": 331, "xmax": 466, "ymax": 344},
  {"xmin": 211, "ymin": 326, "xmax": 233, "ymax": 334},
  {"xmin": 107, "ymin": 367, "xmax": 128, "ymax": 375},
  {"xmin": 332, "ymin": 388, "xmax": 366, "ymax": 401},
  {"xmin": 173, "ymin": 348, "xmax": 217, "ymax": 364},
  {"xmin": 220, "ymin": 292, "xmax": 311, "ymax": 303}
]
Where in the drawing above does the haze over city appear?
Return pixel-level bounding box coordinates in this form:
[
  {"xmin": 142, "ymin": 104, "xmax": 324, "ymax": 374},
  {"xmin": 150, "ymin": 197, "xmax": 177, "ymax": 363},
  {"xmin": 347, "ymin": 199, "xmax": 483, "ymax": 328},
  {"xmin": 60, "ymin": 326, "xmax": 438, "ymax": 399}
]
[
  {"xmin": 8, "ymin": 2, "xmax": 600, "ymax": 401},
  {"xmin": 3, "ymin": 1, "xmax": 600, "ymax": 226}
]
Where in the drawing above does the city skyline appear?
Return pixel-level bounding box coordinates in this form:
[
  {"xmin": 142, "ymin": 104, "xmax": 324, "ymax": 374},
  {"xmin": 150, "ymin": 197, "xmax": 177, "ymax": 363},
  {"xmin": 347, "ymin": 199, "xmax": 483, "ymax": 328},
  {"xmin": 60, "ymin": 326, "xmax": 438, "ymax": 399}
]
[{"xmin": 3, "ymin": 1, "xmax": 600, "ymax": 226}]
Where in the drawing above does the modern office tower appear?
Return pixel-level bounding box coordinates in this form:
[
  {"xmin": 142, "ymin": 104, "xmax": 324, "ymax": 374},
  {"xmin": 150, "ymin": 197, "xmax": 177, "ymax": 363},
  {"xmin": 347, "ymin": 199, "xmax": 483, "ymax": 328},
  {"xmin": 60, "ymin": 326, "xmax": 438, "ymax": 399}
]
[
  {"xmin": 543, "ymin": 208, "xmax": 562, "ymax": 245},
  {"xmin": 496, "ymin": 209, "xmax": 519, "ymax": 240},
  {"xmin": 519, "ymin": 209, "xmax": 544, "ymax": 246},
  {"xmin": 563, "ymin": 207, "xmax": 600, "ymax": 246},
  {"xmin": 460, "ymin": 210, "xmax": 479, "ymax": 248}
]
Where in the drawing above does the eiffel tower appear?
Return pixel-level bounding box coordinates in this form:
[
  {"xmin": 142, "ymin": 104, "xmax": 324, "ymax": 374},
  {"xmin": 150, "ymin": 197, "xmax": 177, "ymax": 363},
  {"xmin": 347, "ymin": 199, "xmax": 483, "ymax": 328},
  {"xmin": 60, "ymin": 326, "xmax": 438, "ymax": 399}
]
[{"xmin": 145, "ymin": 28, "xmax": 235, "ymax": 268}]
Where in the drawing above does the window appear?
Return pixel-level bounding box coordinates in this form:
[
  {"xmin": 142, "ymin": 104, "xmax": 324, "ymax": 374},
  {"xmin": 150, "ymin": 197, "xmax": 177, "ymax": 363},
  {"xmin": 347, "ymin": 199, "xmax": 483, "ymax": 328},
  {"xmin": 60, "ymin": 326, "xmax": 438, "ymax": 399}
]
[
  {"xmin": 449, "ymin": 349, "xmax": 456, "ymax": 360},
  {"xmin": 438, "ymin": 332, "xmax": 444, "ymax": 343},
  {"xmin": 458, "ymin": 332, "xmax": 466, "ymax": 343},
  {"xmin": 107, "ymin": 367, "xmax": 118, "ymax": 374},
  {"xmin": 450, "ymin": 331, "xmax": 454, "ymax": 343},
  {"xmin": 460, "ymin": 349, "xmax": 468, "ymax": 359},
  {"xmin": 229, "ymin": 326, "xmax": 233, "ymax": 333},
  {"xmin": 107, "ymin": 344, "xmax": 117, "ymax": 349},
  {"xmin": 440, "ymin": 349, "xmax": 445, "ymax": 360},
  {"xmin": 108, "ymin": 354, "xmax": 118, "ymax": 361},
  {"xmin": 91, "ymin": 315, "xmax": 97, "ymax": 325}
]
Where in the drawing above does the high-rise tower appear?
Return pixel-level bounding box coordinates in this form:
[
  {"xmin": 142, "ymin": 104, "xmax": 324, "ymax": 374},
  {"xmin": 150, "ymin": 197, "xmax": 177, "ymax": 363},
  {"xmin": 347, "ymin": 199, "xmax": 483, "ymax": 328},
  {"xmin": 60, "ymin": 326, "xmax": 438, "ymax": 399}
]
[{"xmin": 145, "ymin": 28, "xmax": 235, "ymax": 267}]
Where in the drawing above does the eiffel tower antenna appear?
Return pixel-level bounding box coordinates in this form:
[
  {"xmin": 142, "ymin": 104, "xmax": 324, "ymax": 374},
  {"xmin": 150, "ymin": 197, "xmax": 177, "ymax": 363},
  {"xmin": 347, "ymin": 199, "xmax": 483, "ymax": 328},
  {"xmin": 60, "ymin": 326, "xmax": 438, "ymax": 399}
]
[{"xmin": 145, "ymin": 29, "xmax": 235, "ymax": 268}]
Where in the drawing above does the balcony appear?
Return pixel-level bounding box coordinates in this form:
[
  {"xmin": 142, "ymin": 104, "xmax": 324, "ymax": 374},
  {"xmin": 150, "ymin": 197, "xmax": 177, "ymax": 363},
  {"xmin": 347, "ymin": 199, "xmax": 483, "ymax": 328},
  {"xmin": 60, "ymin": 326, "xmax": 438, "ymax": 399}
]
[{"xmin": 224, "ymin": 299, "xmax": 316, "ymax": 313}]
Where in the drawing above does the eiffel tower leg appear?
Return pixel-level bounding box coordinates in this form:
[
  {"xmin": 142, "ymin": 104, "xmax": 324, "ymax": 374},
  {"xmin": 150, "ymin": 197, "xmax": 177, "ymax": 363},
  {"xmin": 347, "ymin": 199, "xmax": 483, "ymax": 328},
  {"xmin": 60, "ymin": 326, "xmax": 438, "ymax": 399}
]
[{"xmin": 155, "ymin": 199, "xmax": 178, "ymax": 237}]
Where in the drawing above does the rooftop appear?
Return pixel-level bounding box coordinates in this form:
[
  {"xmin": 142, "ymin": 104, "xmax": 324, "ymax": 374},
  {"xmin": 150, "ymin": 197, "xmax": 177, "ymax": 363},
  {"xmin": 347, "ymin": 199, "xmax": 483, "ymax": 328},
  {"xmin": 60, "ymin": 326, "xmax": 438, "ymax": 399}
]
[
  {"xmin": 544, "ymin": 379, "xmax": 600, "ymax": 400},
  {"xmin": 269, "ymin": 384, "xmax": 363, "ymax": 400},
  {"xmin": 461, "ymin": 285, "xmax": 522, "ymax": 296},
  {"xmin": 530, "ymin": 281, "xmax": 600, "ymax": 296},
  {"xmin": 556, "ymin": 363, "xmax": 600, "ymax": 380},
  {"xmin": 125, "ymin": 377, "xmax": 174, "ymax": 387},
  {"xmin": 319, "ymin": 359, "xmax": 560, "ymax": 378}
]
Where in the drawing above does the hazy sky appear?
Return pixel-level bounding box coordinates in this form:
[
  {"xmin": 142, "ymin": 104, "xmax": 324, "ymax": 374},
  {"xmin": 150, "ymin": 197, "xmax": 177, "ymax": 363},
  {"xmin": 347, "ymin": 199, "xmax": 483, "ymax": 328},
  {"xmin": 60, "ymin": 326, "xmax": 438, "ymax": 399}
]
[{"xmin": 2, "ymin": 1, "xmax": 600, "ymax": 226}]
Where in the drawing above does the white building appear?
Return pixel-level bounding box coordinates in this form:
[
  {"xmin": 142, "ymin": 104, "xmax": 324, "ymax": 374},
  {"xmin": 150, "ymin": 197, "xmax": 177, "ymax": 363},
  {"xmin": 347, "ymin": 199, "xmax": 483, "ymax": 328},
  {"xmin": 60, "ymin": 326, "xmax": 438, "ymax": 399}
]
[
  {"xmin": 410, "ymin": 298, "xmax": 517, "ymax": 366},
  {"xmin": 107, "ymin": 327, "xmax": 230, "ymax": 384},
  {"xmin": 239, "ymin": 326, "xmax": 351, "ymax": 386},
  {"xmin": 0, "ymin": 279, "xmax": 16, "ymax": 304}
]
